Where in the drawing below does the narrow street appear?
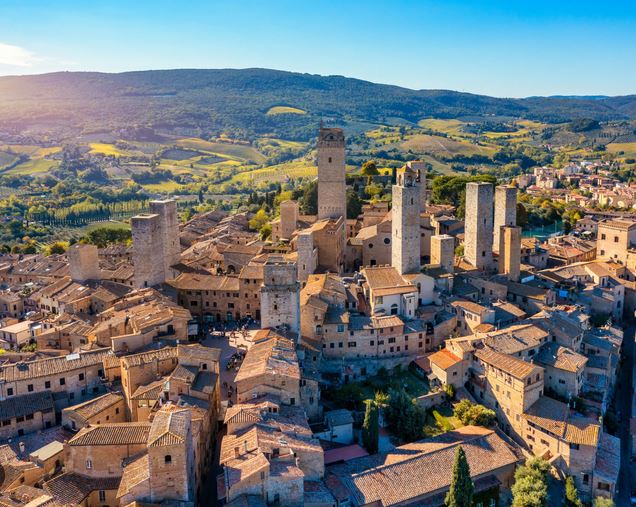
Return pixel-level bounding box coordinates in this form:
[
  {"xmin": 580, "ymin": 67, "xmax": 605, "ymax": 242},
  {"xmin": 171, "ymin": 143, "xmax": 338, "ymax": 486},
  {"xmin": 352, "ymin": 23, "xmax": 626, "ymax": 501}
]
[{"xmin": 616, "ymin": 325, "xmax": 634, "ymax": 507}]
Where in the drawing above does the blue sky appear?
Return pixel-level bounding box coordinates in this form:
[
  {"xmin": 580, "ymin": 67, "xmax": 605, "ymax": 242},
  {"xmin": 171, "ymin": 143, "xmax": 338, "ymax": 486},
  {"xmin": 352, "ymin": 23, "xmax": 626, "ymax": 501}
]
[{"xmin": 0, "ymin": 0, "xmax": 634, "ymax": 97}]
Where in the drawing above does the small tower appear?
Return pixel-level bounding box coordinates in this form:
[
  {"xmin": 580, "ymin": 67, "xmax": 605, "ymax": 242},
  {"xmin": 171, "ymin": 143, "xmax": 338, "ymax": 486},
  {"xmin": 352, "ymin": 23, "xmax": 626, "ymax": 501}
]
[
  {"xmin": 317, "ymin": 127, "xmax": 346, "ymax": 221},
  {"xmin": 279, "ymin": 200, "xmax": 299, "ymax": 240},
  {"xmin": 68, "ymin": 244, "xmax": 100, "ymax": 282},
  {"xmin": 493, "ymin": 185, "xmax": 517, "ymax": 252},
  {"xmin": 406, "ymin": 161, "xmax": 428, "ymax": 212},
  {"xmin": 260, "ymin": 256, "xmax": 300, "ymax": 334},
  {"xmin": 149, "ymin": 199, "xmax": 181, "ymax": 278},
  {"xmin": 392, "ymin": 165, "xmax": 421, "ymax": 275},
  {"xmin": 430, "ymin": 234, "xmax": 455, "ymax": 273},
  {"xmin": 465, "ymin": 182, "xmax": 494, "ymax": 270},
  {"xmin": 498, "ymin": 226, "xmax": 521, "ymax": 282}
]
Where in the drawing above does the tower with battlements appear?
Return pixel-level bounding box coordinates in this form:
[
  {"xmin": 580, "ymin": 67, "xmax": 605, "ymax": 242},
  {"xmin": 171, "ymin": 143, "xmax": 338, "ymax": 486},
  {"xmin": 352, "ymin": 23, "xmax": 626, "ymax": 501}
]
[
  {"xmin": 392, "ymin": 166, "xmax": 421, "ymax": 275},
  {"xmin": 317, "ymin": 127, "xmax": 346, "ymax": 221},
  {"xmin": 260, "ymin": 256, "xmax": 300, "ymax": 334},
  {"xmin": 406, "ymin": 161, "xmax": 428, "ymax": 212},
  {"xmin": 465, "ymin": 182, "xmax": 494, "ymax": 270},
  {"xmin": 493, "ymin": 185, "xmax": 517, "ymax": 252}
]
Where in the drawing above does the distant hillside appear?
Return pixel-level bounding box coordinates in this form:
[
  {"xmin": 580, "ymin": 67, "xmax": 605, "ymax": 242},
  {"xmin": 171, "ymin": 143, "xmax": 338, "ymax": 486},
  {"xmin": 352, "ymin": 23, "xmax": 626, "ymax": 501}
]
[{"xmin": 0, "ymin": 68, "xmax": 635, "ymax": 141}]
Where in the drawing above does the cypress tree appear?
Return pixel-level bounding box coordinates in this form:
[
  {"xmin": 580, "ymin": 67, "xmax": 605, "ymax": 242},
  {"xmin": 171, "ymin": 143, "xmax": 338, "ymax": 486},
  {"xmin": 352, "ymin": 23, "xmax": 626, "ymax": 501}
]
[
  {"xmin": 362, "ymin": 400, "xmax": 379, "ymax": 454},
  {"xmin": 445, "ymin": 446, "xmax": 474, "ymax": 507}
]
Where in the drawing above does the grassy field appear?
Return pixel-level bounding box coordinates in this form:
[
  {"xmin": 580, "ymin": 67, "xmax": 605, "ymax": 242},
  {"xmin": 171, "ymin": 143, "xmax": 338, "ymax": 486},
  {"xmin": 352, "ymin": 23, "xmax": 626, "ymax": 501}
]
[
  {"xmin": 230, "ymin": 159, "xmax": 316, "ymax": 184},
  {"xmin": 607, "ymin": 142, "xmax": 636, "ymax": 158},
  {"xmin": 89, "ymin": 143, "xmax": 147, "ymax": 157},
  {"xmin": 5, "ymin": 158, "xmax": 58, "ymax": 175},
  {"xmin": 266, "ymin": 105, "xmax": 307, "ymax": 115},
  {"xmin": 82, "ymin": 220, "xmax": 131, "ymax": 233},
  {"xmin": 175, "ymin": 138, "xmax": 266, "ymax": 164},
  {"xmin": 0, "ymin": 151, "xmax": 18, "ymax": 170},
  {"xmin": 417, "ymin": 118, "xmax": 466, "ymax": 135},
  {"xmin": 140, "ymin": 180, "xmax": 185, "ymax": 193},
  {"xmin": 401, "ymin": 134, "xmax": 498, "ymax": 157}
]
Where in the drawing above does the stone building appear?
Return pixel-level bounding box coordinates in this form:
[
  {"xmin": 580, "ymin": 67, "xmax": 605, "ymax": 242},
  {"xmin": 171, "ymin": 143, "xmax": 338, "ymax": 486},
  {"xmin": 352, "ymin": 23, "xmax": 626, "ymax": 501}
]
[
  {"xmin": 471, "ymin": 348, "xmax": 544, "ymax": 440},
  {"xmin": 406, "ymin": 160, "xmax": 428, "ymax": 212},
  {"xmin": 317, "ymin": 127, "xmax": 346, "ymax": 222},
  {"xmin": 234, "ymin": 329, "xmax": 320, "ymax": 421},
  {"xmin": 0, "ymin": 348, "xmax": 112, "ymax": 405},
  {"xmin": 0, "ymin": 391, "xmax": 55, "ymax": 439},
  {"xmin": 465, "ymin": 182, "xmax": 494, "ymax": 270},
  {"xmin": 431, "ymin": 234, "xmax": 455, "ymax": 273},
  {"xmin": 498, "ymin": 226, "xmax": 521, "ymax": 282},
  {"xmin": 596, "ymin": 219, "xmax": 636, "ymax": 264},
  {"xmin": 260, "ymin": 256, "xmax": 300, "ymax": 334},
  {"xmin": 68, "ymin": 244, "xmax": 101, "ymax": 283},
  {"xmin": 61, "ymin": 392, "xmax": 127, "ymax": 431},
  {"xmin": 493, "ymin": 185, "xmax": 517, "ymax": 253},
  {"xmin": 132, "ymin": 199, "xmax": 180, "ymax": 288},
  {"xmin": 391, "ymin": 165, "xmax": 421, "ymax": 275}
]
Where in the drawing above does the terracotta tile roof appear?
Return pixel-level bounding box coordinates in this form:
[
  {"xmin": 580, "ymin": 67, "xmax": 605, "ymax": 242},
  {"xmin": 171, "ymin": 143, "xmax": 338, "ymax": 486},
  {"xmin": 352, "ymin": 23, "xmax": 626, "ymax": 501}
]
[
  {"xmin": 44, "ymin": 472, "xmax": 120, "ymax": 505},
  {"xmin": 121, "ymin": 346, "xmax": 177, "ymax": 369},
  {"xmin": 130, "ymin": 380, "xmax": 166, "ymax": 401},
  {"xmin": 167, "ymin": 273, "xmax": 240, "ymax": 292},
  {"xmin": 147, "ymin": 405, "xmax": 189, "ymax": 447},
  {"xmin": 536, "ymin": 342, "xmax": 587, "ymax": 373},
  {"xmin": 0, "ymin": 348, "xmax": 112, "ymax": 382},
  {"xmin": 522, "ymin": 397, "xmax": 600, "ymax": 446},
  {"xmin": 235, "ymin": 331, "xmax": 300, "ymax": 383},
  {"xmin": 329, "ymin": 426, "xmax": 519, "ymax": 506},
  {"xmin": 68, "ymin": 422, "xmax": 151, "ymax": 446},
  {"xmin": 362, "ymin": 266, "xmax": 415, "ymax": 293},
  {"xmin": 64, "ymin": 392, "xmax": 124, "ymax": 422},
  {"xmin": 600, "ymin": 219, "xmax": 636, "ymax": 231},
  {"xmin": 0, "ymin": 391, "xmax": 54, "ymax": 420},
  {"xmin": 116, "ymin": 453, "xmax": 150, "ymax": 499},
  {"xmin": 474, "ymin": 348, "xmax": 542, "ymax": 380},
  {"xmin": 595, "ymin": 432, "xmax": 620, "ymax": 483},
  {"xmin": 428, "ymin": 349, "xmax": 463, "ymax": 370},
  {"xmin": 450, "ymin": 299, "xmax": 489, "ymax": 315}
]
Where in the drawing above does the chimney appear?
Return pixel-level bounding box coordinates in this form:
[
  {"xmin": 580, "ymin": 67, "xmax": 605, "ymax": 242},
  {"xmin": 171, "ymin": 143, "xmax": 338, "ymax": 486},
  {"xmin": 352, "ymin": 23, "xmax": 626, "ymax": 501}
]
[{"xmin": 234, "ymin": 446, "xmax": 240, "ymax": 458}]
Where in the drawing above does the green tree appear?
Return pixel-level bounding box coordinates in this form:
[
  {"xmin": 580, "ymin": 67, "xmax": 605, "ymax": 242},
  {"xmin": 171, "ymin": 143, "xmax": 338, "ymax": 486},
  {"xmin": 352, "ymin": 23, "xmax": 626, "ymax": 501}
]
[
  {"xmin": 46, "ymin": 241, "xmax": 68, "ymax": 255},
  {"xmin": 248, "ymin": 209, "xmax": 270, "ymax": 231},
  {"xmin": 361, "ymin": 160, "xmax": 379, "ymax": 176},
  {"xmin": 346, "ymin": 189, "xmax": 363, "ymax": 219},
  {"xmin": 362, "ymin": 400, "xmax": 379, "ymax": 454},
  {"xmin": 384, "ymin": 388, "xmax": 426, "ymax": 442},
  {"xmin": 453, "ymin": 399, "xmax": 495, "ymax": 427},
  {"xmin": 565, "ymin": 476, "xmax": 582, "ymax": 507},
  {"xmin": 301, "ymin": 180, "xmax": 318, "ymax": 215},
  {"xmin": 516, "ymin": 202, "xmax": 529, "ymax": 227},
  {"xmin": 511, "ymin": 458, "xmax": 550, "ymax": 507},
  {"xmin": 593, "ymin": 497, "xmax": 614, "ymax": 507},
  {"xmin": 444, "ymin": 446, "xmax": 473, "ymax": 507}
]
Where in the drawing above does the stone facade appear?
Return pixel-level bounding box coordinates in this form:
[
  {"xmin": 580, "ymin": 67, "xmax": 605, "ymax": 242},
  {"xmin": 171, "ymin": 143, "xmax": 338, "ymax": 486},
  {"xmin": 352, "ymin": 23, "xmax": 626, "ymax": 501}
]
[
  {"xmin": 499, "ymin": 226, "xmax": 521, "ymax": 282},
  {"xmin": 317, "ymin": 128, "xmax": 346, "ymax": 222},
  {"xmin": 260, "ymin": 257, "xmax": 300, "ymax": 333},
  {"xmin": 465, "ymin": 182, "xmax": 494, "ymax": 270},
  {"xmin": 406, "ymin": 161, "xmax": 428, "ymax": 212},
  {"xmin": 279, "ymin": 200, "xmax": 299, "ymax": 241},
  {"xmin": 596, "ymin": 219, "xmax": 636, "ymax": 264},
  {"xmin": 392, "ymin": 166, "xmax": 421, "ymax": 275},
  {"xmin": 493, "ymin": 185, "xmax": 517, "ymax": 252},
  {"xmin": 149, "ymin": 199, "xmax": 181, "ymax": 280},
  {"xmin": 431, "ymin": 234, "xmax": 455, "ymax": 273},
  {"xmin": 68, "ymin": 244, "xmax": 101, "ymax": 282}
]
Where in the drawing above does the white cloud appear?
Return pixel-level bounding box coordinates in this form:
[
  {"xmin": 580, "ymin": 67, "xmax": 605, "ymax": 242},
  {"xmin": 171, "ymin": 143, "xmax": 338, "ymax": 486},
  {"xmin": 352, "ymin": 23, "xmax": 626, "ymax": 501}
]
[{"xmin": 0, "ymin": 43, "xmax": 39, "ymax": 67}]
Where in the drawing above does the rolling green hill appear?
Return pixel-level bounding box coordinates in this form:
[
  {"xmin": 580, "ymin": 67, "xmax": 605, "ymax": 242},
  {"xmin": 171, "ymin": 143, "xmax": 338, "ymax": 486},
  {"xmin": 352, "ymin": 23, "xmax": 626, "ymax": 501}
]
[{"xmin": 0, "ymin": 68, "xmax": 635, "ymax": 142}]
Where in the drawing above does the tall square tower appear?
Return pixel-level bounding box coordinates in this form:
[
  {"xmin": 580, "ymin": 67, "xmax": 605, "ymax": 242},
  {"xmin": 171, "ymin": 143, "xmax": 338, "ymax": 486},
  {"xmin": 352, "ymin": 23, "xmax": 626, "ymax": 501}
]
[
  {"xmin": 317, "ymin": 127, "xmax": 346, "ymax": 221},
  {"xmin": 465, "ymin": 182, "xmax": 494, "ymax": 270},
  {"xmin": 392, "ymin": 166, "xmax": 421, "ymax": 275},
  {"xmin": 493, "ymin": 185, "xmax": 517, "ymax": 252}
]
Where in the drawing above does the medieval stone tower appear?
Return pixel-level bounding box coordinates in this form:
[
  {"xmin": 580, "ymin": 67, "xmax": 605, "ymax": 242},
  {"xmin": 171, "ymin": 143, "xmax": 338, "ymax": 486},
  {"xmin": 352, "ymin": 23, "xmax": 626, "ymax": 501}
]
[
  {"xmin": 317, "ymin": 127, "xmax": 346, "ymax": 221},
  {"xmin": 149, "ymin": 199, "xmax": 181, "ymax": 279},
  {"xmin": 392, "ymin": 165, "xmax": 421, "ymax": 275},
  {"xmin": 465, "ymin": 182, "xmax": 494, "ymax": 270},
  {"xmin": 147, "ymin": 406, "xmax": 194, "ymax": 504},
  {"xmin": 68, "ymin": 243, "xmax": 100, "ymax": 282},
  {"xmin": 260, "ymin": 256, "xmax": 300, "ymax": 334},
  {"xmin": 493, "ymin": 185, "xmax": 517, "ymax": 252},
  {"xmin": 431, "ymin": 234, "xmax": 455, "ymax": 274},
  {"xmin": 296, "ymin": 231, "xmax": 316, "ymax": 283},
  {"xmin": 132, "ymin": 199, "xmax": 180, "ymax": 288},
  {"xmin": 279, "ymin": 199, "xmax": 299, "ymax": 240},
  {"xmin": 406, "ymin": 161, "xmax": 428, "ymax": 212},
  {"xmin": 499, "ymin": 226, "xmax": 521, "ymax": 282}
]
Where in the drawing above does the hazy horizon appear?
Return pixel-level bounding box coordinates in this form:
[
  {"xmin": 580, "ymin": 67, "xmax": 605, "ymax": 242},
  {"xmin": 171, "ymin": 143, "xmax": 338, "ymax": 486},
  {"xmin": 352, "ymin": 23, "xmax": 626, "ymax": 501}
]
[{"xmin": 1, "ymin": 0, "xmax": 635, "ymax": 98}]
